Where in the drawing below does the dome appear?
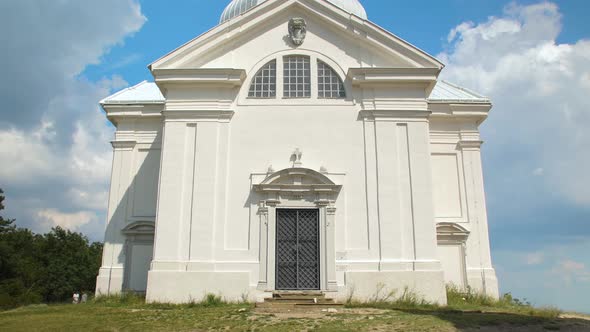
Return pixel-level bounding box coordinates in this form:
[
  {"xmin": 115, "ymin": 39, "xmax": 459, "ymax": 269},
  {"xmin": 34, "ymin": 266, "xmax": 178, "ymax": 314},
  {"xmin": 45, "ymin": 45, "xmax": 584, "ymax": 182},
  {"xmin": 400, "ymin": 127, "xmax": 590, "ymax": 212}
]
[{"xmin": 220, "ymin": 0, "xmax": 368, "ymax": 23}]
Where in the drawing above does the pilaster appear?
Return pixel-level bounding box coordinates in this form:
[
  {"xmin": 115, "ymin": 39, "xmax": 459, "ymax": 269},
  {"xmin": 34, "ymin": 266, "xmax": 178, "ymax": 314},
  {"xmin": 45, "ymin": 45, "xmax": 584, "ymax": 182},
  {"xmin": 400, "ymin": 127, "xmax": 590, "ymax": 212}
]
[
  {"xmin": 257, "ymin": 203, "xmax": 269, "ymax": 290},
  {"xmin": 362, "ymin": 110, "xmax": 441, "ymax": 271},
  {"xmin": 326, "ymin": 205, "xmax": 338, "ymax": 291},
  {"xmin": 458, "ymin": 139, "xmax": 498, "ymax": 296},
  {"xmin": 150, "ymin": 67, "xmax": 243, "ymax": 272},
  {"xmin": 96, "ymin": 140, "xmax": 136, "ymax": 294},
  {"xmin": 152, "ymin": 111, "xmax": 233, "ymax": 266}
]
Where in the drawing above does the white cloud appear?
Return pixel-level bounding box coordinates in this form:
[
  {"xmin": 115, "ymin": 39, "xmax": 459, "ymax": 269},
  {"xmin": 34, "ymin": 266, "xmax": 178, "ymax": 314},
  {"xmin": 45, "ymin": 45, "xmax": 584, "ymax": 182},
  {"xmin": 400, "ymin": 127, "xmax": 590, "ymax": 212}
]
[
  {"xmin": 67, "ymin": 188, "xmax": 110, "ymax": 212},
  {"xmin": 561, "ymin": 260, "xmax": 585, "ymax": 272},
  {"xmin": 35, "ymin": 209, "xmax": 97, "ymax": 232},
  {"xmin": 0, "ymin": 128, "xmax": 59, "ymax": 184},
  {"xmin": 0, "ymin": 78, "xmax": 120, "ymax": 186},
  {"xmin": 524, "ymin": 252, "xmax": 544, "ymax": 265},
  {"xmin": 442, "ymin": 2, "xmax": 590, "ymax": 313},
  {"xmin": 0, "ymin": 1, "xmax": 146, "ymax": 240},
  {"xmin": 0, "ymin": 0, "xmax": 146, "ymax": 128},
  {"xmin": 553, "ymin": 260, "xmax": 590, "ymax": 284},
  {"xmin": 495, "ymin": 240, "xmax": 590, "ymax": 312},
  {"xmin": 438, "ymin": 1, "xmax": 590, "ymax": 206}
]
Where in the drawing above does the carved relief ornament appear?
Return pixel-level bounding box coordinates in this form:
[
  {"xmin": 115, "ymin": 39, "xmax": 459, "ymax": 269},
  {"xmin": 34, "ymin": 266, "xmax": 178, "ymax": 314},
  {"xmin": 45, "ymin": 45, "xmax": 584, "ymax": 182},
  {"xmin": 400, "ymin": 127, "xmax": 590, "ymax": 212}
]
[{"xmin": 288, "ymin": 18, "xmax": 307, "ymax": 46}]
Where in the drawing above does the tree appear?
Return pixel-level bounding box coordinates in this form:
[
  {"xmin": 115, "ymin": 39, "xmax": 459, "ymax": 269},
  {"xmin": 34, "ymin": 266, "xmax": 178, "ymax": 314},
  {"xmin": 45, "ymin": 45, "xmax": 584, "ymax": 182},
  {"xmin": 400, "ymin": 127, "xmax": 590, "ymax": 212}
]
[
  {"xmin": 0, "ymin": 189, "xmax": 103, "ymax": 307},
  {"xmin": 0, "ymin": 188, "xmax": 4, "ymax": 211},
  {"xmin": 0, "ymin": 189, "xmax": 15, "ymax": 233},
  {"xmin": 37, "ymin": 227, "xmax": 103, "ymax": 302},
  {"xmin": 0, "ymin": 189, "xmax": 41, "ymax": 306}
]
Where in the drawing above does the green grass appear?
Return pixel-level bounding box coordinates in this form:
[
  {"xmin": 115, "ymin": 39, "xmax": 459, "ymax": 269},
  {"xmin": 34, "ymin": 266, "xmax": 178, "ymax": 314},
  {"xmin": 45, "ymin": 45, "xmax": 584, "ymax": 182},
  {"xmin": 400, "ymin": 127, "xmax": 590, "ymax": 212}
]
[
  {"xmin": 345, "ymin": 285, "xmax": 562, "ymax": 318},
  {"xmin": 345, "ymin": 285, "xmax": 438, "ymax": 310},
  {"xmin": 445, "ymin": 285, "xmax": 562, "ymax": 319},
  {"xmin": 0, "ymin": 291, "xmax": 586, "ymax": 332}
]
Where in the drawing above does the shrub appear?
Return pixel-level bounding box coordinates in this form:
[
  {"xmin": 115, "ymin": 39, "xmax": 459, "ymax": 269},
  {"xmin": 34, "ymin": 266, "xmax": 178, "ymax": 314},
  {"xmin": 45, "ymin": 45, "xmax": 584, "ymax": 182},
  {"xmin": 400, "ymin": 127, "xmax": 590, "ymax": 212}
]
[
  {"xmin": 346, "ymin": 285, "xmax": 434, "ymax": 310},
  {"xmin": 93, "ymin": 292, "xmax": 145, "ymax": 307},
  {"xmin": 201, "ymin": 293, "xmax": 224, "ymax": 307},
  {"xmin": 446, "ymin": 285, "xmax": 561, "ymax": 318},
  {"xmin": 0, "ymin": 279, "xmax": 43, "ymax": 309},
  {"xmin": 446, "ymin": 284, "xmax": 496, "ymax": 307}
]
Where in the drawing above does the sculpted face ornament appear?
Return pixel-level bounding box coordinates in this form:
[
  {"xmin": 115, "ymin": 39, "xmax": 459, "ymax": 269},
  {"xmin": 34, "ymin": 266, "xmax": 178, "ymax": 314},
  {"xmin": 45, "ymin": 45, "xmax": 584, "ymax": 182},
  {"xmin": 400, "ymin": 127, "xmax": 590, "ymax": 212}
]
[{"xmin": 288, "ymin": 18, "xmax": 307, "ymax": 46}]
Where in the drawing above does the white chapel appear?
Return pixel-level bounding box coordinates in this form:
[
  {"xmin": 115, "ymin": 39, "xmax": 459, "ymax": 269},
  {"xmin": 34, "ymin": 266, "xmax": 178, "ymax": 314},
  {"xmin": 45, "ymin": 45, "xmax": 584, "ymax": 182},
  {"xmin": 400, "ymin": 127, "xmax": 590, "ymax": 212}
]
[{"xmin": 97, "ymin": 0, "xmax": 499, "ymax": 304}]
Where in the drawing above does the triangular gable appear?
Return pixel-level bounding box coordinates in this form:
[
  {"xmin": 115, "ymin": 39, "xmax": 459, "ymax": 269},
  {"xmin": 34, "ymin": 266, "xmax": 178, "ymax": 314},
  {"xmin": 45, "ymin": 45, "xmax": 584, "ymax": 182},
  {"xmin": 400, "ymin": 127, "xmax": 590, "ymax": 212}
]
[{"xmin": 149, "ymin": 0, "xmax": 443, "ymax": 71}]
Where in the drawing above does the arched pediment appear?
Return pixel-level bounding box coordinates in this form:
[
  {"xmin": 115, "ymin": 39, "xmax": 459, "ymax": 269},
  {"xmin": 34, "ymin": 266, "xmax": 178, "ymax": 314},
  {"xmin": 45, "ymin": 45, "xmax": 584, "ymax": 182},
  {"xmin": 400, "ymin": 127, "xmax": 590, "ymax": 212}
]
[
  {"xmin": 122, "ymin": 221, "xmax": 155, "ymax": 235},
  {"xmin": 253, "ymin": 167, "xmax": 341, "ymax": 195},
  {"xmin": 436, "ymin": 222, "xmax": 469, "ymax": 243},
  {"xmin": 261, "ymin": 167, "xmax": 335, "ymax": 185}
]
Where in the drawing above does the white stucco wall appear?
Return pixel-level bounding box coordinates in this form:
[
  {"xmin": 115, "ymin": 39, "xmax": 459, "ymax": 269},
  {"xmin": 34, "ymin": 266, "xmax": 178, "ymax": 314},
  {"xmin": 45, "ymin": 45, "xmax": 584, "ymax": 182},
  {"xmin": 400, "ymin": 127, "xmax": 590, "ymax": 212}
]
[{"xmin": 97, "ymin": 0, "xmax": 498, "ymax": 304}]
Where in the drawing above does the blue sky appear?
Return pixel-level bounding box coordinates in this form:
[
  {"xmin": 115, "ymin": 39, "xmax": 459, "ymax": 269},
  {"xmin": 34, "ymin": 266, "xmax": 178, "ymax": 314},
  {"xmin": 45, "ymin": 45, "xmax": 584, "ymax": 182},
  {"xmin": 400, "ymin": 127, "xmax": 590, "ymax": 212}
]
[
  {"xmin": 0, "ymin": 0, "xmax": 589, "ymax": 313},
  {"xmin": 84, "ymin": 0, "xmax": 590, "ymax": 84}
]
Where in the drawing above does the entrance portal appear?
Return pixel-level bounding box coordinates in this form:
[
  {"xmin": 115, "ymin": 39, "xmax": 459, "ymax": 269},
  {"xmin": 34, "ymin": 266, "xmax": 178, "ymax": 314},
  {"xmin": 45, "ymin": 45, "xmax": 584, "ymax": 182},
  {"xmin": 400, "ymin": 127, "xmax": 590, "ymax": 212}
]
[{"xmin": 275, "ymin": 209, "xmax": 320, "ymax": 290}]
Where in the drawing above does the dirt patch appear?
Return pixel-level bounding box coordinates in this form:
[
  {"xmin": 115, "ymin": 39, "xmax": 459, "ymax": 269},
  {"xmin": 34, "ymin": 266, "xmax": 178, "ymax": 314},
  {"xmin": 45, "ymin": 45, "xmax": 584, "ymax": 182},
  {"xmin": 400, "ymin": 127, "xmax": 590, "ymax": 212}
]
[
  {"xmin": 250, "ymin": 307, "xmax": 590, "ymax": 332},
  {"xmin": 462, "ymin": 323, "xmax": 590, "ymax": 331},
  {"xmin": 251, "ymin": 307, "xmax": 388, "ymax": 319},
  {"xmin": 560, "ymin": 313, "xmax": 590, "ymax": 321}
]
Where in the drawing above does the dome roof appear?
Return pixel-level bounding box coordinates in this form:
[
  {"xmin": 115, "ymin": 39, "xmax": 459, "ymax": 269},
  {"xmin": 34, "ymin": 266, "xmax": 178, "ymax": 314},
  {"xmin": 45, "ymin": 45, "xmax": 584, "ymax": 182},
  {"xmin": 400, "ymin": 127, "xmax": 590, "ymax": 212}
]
[{"xmin": 220, "ymin": 0, "xmax": 367, "ymax": 23}]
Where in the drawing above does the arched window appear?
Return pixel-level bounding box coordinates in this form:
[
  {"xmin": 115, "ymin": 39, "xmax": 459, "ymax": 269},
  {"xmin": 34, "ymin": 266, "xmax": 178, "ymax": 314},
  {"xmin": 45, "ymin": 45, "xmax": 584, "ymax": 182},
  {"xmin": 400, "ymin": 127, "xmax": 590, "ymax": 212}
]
[
  {"xmin": 248, "ymin": 60, "xmax": 276, "ymax": 98},
  {"xmin": 283, "ymin": 55, "xmax": 311, "ymax": 98},
  {"xmin": 247, "ymin": 55, "xmax": 346, "ymax": 100},
  {"xmin": 317, "ymin": 60, "xmax": 345, "ymax": 98}
]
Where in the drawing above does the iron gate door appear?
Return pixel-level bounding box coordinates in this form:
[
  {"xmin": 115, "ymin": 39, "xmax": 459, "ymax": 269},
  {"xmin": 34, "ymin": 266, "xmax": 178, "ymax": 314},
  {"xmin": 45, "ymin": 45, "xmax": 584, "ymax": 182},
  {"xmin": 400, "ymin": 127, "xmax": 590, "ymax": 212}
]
[{"xmin": 276, "ymin": 209, "xmax": 320, "ymax": 290}]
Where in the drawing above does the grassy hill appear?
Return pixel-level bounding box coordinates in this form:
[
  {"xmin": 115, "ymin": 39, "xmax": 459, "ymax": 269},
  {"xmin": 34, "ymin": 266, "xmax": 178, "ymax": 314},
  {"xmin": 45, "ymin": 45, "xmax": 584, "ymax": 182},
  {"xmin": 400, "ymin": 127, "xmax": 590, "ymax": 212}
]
[{"xmin": 0, "ymin": 290, "xmax": 588, "ymax": 332}]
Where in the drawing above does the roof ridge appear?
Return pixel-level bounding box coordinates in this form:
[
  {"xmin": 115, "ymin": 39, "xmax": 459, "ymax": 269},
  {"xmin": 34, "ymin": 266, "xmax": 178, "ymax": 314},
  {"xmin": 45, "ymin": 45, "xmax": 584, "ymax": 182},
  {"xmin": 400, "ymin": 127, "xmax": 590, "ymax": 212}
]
[
  {"xmin": 100, "ymin": 81, "xmax": 165, "ymax": 105},
  {"xmin": 100, "ymin": 80, "xmax": 149, "ymax": 104},
  {"xmin": 440, "ymin": 80, "xmax": 489, "ymax": 100}
]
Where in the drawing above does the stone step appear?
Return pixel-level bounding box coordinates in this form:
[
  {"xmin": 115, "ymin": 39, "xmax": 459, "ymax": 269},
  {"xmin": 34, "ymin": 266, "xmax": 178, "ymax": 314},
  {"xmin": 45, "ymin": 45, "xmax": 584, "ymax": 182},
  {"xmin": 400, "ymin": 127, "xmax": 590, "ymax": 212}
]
[
  {"xmin": 270, "ymin": 297, "xmax": 329, "ymax": 300},
  {"xmin": 256, "ymin": 302, "xmax": 344, "ymax": 309},
  {"xmin": 254, "ymin": 306, "xmax": 343, "ymax": 314},
  {"xmin": 272, "ymin": 292, "xmax": 325, "ymax": 299},
  {"xmin": 294, "ymin": 302, "xmax": 343, "ymax": 306},
  {"xmin": 264, "ymin": 298, "xmax": 335, "ymax": 304}
]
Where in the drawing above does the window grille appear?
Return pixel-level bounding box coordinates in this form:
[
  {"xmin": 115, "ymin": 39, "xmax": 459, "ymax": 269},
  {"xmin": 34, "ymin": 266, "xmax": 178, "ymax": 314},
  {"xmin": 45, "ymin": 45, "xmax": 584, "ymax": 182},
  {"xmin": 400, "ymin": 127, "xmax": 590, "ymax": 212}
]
[
  {"xmin": 283, "ymin": 56, "xmax": 311, "ymax": 98},
  {"xmin": 317, "ymin": 61, "xmax": 345, "ymax": 98},
  {"xmin": 248, "ymin": 60, "xmax": 276, "ymax": 98}
]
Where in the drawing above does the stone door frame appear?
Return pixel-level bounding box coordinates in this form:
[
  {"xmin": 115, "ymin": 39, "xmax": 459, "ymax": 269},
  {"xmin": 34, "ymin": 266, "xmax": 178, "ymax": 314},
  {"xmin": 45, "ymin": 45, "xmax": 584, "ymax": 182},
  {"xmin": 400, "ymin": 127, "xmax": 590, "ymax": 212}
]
[{"xmin": 253, "ymin": 167, "xmax": 340, "ymax": 292}]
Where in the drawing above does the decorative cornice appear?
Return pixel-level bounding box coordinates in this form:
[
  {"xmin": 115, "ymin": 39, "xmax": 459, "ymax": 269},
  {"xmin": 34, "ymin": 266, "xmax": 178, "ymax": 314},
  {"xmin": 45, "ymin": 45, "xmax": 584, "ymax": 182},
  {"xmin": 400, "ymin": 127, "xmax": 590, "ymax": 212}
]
[
  {"xmin": 122, "ymin": 221, "xmax": 155, "ymax": 235},
  {"xmin": 359, "ymin": 99, "xmax": 429, "ymax": 112},
  {"xmin": 103, "ymin": 104, "xmax": 164, "ymax": 113},
  {"xmin": 458, "ymin": 140, "xmax": 484, "ymax": 149},
  {"xmin": 429, "ymin": 103, "xmax": 491, "ymax": 124},
  {"xmin": 326, "ymin": 206, "xmax": 337, "ymax": 216},
  {"xmin": 153, "ymin": 68, "xmax": 246, "ymax": 87},
  {"xmin": 111, "ymin": 140, "xmax": 137, "ymax": 150},
  {"xmin": 253, "ymin": 167, "xmax": 342, "ymax": 196},
  {"xmin": 348, "ymin": 68, "xmax": 439, "ymax": 87},
  {"xmin": 359, "ymin": 109, "xmax": 432, "ymax": 121},
  {"xmin": 102, "ymin": 104, "xmax": 164, "ymax": 126},
  {"xmin": 259, "ymin": 167, "xmax": 337, "ymax": 186},
  {"xmin": 165, "ymin": 100, "xmax": 234, "ymax": 112},
  {"xmin": 436, "ymin": 222, "xmax": 470, "ymax": 243},
  {"xmin": 253, "ymin": 184, "xmax": 342, "ymax": 195},
  {"xmin": 163, "ymin": 110, "xmax": 235, "ymax": 122},
  {"xmin": 257, "ymin": 204, "xmax": 269, "ymax": 216}
]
